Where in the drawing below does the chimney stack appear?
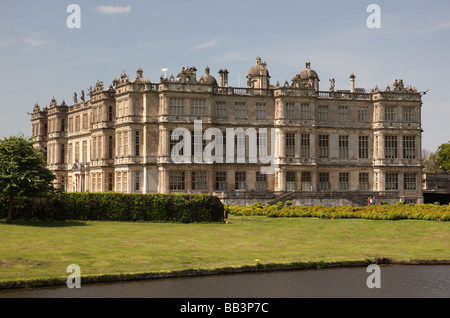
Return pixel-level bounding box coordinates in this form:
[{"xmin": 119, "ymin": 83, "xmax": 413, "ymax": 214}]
[
  {"xmin": 223, "ymin": 69, "xmax": 229, "ymax": 87},
  {"xmin": 350, "ymin": 74, "xmax": 356, "ymax": 93},
  {"xmin": 219, "ymin": 69, "xmax": 224, "ymax": 87}
]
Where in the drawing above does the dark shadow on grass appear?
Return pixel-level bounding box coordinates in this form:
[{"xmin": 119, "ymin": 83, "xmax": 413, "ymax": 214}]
[{"xmin": 0, "ymin": 219, "xmax": 90, "ymax": 228}]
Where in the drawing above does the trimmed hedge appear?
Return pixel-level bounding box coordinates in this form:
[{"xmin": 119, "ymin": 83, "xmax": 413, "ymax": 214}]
[
  {"xmin": 0, "ymin": 193, "xmax": 224, "ymax": 223},
  {"xmin": 225, "ymin": 202, "xmax": 450, "ymax": 221}
]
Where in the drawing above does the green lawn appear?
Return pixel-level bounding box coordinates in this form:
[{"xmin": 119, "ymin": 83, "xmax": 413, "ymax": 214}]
[{"xmin": 0, "ymin": 216, "xmax": 449, "ymax": 287}]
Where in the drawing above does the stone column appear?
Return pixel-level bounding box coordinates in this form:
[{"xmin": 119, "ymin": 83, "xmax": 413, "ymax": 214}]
[
  {"xmin": 280, "ymin": 170, "xmax": 286, "ymax": 191},
  {"xmin": 311, "ymin": 168, "xmax": 317, "ymax": 191},
  {"xmin": 295, "ymin": 133, "xmax": 300, "ymax": 158},
  {"xmin": 379, "ymin": 171, "xmax": 386, "ymax": 192},
  {"xmin": 329, "ymin": 134, "xmax": 338, "ymax": 159},
  {"xmin": 398, "ymin": 172, "xmax": 404, "ymax": 198},
  {"xmin": 143, "ymin": 93, "xmax": 147, "ymax": 120},
  {"xmin": 55, "ymin": 143, "xmax": 60, "ymax": 164},
  {"xmin": 160, "ymin": 126, "xmax": 170, "ymax": 162},
  {"xmin": 161, "ymin": 95, "xmax": 168, "ymax": 116},
  {"xmin": 398, "ymin": 133, "xmax": 403, "ymax": 160},
  {"xmin": 378, "ymin": 134, "xmax": 385, "ymax": 160},
  {"xmin": 159, "ymin": 168, "xmax": 169, "ymax": 194},
  {"xmin": 310, "ymin": 133, "xmax": 316, "ymax": 161},
  {"xmin": 143, "ymin": 166, "xmax": 148, "ymax": 193},
  {"xmin": 207, "ymin": 168, "xmax": 213, "ymax": 193},
  {"xmin": 248, "ymin": 169, "xmax": 256, "ymax": 191},
  {"xmin": 416, "ymin": 134, "xmax": 422, "ymax": 161},
  {"xmin": 279, "ymin": 130, "xmax": 286, "ymax": 159}
]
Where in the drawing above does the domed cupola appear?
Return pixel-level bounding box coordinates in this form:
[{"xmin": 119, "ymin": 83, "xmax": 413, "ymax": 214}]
[
  {"xmin": 246, "ymin": 57, "xmax": 270, "ymax": 89},
  {"xmin": 292, "ymin": 61, "xmax": 320, "ymax": 90},
  {"xmin": 199, "ymin": 66, "xmax": 218, "ymax": 86},
  {"xmin": 132, "ymin": 68, "xmax": 151, "ymax": 84}
]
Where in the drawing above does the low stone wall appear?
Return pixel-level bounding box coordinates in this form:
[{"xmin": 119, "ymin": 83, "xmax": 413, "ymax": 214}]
[{"xmin": 222, "ymin": 195, "xmax": 400, "ymax": 207}]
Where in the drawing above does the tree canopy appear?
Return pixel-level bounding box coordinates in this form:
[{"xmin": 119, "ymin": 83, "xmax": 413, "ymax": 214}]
[
  {"xmin": 423, "ymin": 141, "xmax": 450, "ymax": 173},
  {"xmin": 0, "ymin": 135, "xmax": 55, "ymax": 222},
  {"xmin": 422, "ymin": 149, "xmax": 438, "ymax": 173},
  {"xmin": 435, "ymin": 141, "xmax": 450, "ymax": 172}
]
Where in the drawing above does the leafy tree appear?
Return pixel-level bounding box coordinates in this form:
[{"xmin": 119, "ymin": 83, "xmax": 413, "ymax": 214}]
[
  {"xmin": 0, "ymin": 135, "xmax": 55, "ymax": 223},
  {"xmin": 422, "ymin": 149, "xmax": 438, "ymax": 173},
  {"xmin": 435, "ymin": 141, "xmax": 450, "ymax": 172}
]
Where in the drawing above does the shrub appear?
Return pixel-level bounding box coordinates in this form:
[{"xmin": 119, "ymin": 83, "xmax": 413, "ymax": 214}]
[
  {"xmin": 285, "ymin": 200, "xmax": 293, "ymax": 206},
  {"xmin": 225, "ymin": 202, "xmax": 450, "ymax": 222},
  {"xmin": 0, "ymin": 193, "xmax": 224, "ymax": 223}
]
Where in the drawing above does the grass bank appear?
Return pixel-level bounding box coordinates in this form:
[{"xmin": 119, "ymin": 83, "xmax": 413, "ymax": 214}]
[{"xmin": 1, "ymin": 216, "xmax": 449, "ymax": 289}]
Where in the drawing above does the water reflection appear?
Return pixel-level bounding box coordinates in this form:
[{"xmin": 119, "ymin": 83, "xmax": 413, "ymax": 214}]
[{"xmin": 1, "ymin": 265, "xmax": 449, "ymax": 298}]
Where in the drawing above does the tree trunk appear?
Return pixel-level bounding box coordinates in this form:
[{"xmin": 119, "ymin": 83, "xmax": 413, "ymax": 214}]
[{"xmin": 6, "ymin": 193, "xmax": 13, "ymax": 223}]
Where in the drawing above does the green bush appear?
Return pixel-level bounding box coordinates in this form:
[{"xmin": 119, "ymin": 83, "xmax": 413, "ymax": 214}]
[
  {"xmin": 224, "ymin": 202, "xmax": 450, "ymax": 222},
  {"xmin": 276, "ymin": 201, "xmax": 285, "ymax": 209},
  {"xmin": 0, "ymin": 193, "xmax": 224, "ymax": 223}
]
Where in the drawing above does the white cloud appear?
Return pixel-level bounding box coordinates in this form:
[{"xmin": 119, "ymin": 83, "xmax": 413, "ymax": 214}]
[
  {"xmin": 214, "ymin": 50, "xmax": 250, "ymax": 63},
  {"xmin": 23, "ymin": 38, "xmax": 46, "ymax": 48},
  {"xmin": 190, "ymin": 38, "xmax": 230, "ymax": 52},
  {"xmin": 428, "ymin": 21, "xmax": 450, "ymax": 32},
  {"xmin": 93, "ymin": 5, "xmax": 131, "ymax": 14}
]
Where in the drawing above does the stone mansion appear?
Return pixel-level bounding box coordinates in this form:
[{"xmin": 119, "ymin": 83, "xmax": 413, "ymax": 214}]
[{"xmin": 31, "ymin": 57, "xmax": 424, "ymax": 205}]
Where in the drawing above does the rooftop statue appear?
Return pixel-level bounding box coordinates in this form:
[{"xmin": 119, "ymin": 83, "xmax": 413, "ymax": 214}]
[{"xmin": 329, "ymin": 78, "xmax": 335, "ymax": 91}]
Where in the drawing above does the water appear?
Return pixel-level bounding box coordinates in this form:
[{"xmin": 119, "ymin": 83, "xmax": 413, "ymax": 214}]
[{"xmin": 0, "ymin": 265, "xmax": 449, "ymax": 298}]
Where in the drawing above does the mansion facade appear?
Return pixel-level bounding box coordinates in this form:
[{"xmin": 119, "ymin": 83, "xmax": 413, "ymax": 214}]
[{"xmin": 31, "ymin": 57, "xmax": 424, "ymax": 205}]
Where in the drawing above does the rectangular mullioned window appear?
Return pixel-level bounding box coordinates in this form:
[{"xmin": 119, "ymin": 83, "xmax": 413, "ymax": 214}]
[
  {"xmin": 385, "ymin": 106, "xmax": 397, "ymax": 121},
  {"xmin": 402, "ymin": 107, "xmax": 416, "ymax": 122},
  {"xmin": 300, "ymin": 134, "xmax": 310, "ymax": 158},
  {"xmin": 192, "ymin": 171, "xmax": 207, "ymax": 190},
  {"xmin": 285, "ymin": 103, "xmax": 295, "ymax": 118},
  {"xmin": 404, "ymin": 173, "xmax": 416, "ymax": 190},
  {"xmin": 359, "ymin": 136, "xmax": 369, "ymax": 159},
  {"xmin": 169, "ymin": 98, "xmax": 184, "ymax": 115},
  {"xmin": 317, "ymin": 105, "xmax": 328, "ymax": 121},
  {"xmin": 191, "ymin": 99, "xmax": 206, "ymax": 116},
  {"xmin": 256, "ymin": 103, "xmax": 267, "ymax": 120},
  {"xmin": 386, "ymin": 173, "xmax": 398, "ymax": 190},
  {"xmin": 338, "ymin": 106, "xmax": 349, "ymax": 121},
  {"xmin": 339, "ymin": 172, "xmax": 349, "ymax": 190},
  {"xmin": 215, "ymin": 102, "xmax": 226, "ymax": 118},
  {"xmin": 359, "ymin": 173, "xmax": 369, "ymax": 190},
  {"xmin": 403, "ymin": 136, "xmax": 416, "ymax": 159},
  {"xmin": 385, "ymin": 136, "xmax": 398, "ymax": 159},
  {"xmin": 318, "ymin": 135, "xmax": 329, "ymax": 159},
  {"xmin": 285, "ymin": 133, "xmax": 295, "ymax": 158},
  {"xmin": 169, "ymin": 171, "xmax": 185, "ymax": 191},
  {"xmin": 235, "ymin": 102, "xmax": 246, "ymax": 119},
  {"xmin": 339, "ymin": 135, "xmax": 349, "ymax": 159},
  {"xmin": 256, "ymin": 172, "xmax": 267, "ymax": 190}
]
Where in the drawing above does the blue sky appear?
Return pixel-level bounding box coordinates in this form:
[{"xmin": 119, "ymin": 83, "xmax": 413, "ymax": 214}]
[{"xmin": 0, "ymin": 0, "xmax": 449, "ymax": 151}]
